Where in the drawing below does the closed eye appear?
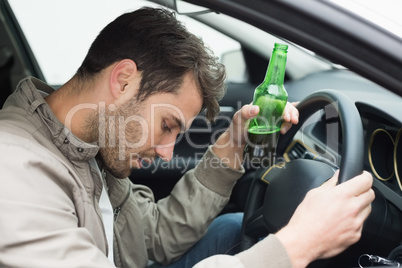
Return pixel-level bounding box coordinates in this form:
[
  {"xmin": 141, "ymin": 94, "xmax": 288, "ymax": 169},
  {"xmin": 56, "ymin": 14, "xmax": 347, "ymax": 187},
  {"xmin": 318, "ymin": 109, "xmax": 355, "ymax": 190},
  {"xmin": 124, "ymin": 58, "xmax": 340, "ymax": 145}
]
[{"xmin": 163, "ymin": 121, "xmax": 172, "ymax": 133}]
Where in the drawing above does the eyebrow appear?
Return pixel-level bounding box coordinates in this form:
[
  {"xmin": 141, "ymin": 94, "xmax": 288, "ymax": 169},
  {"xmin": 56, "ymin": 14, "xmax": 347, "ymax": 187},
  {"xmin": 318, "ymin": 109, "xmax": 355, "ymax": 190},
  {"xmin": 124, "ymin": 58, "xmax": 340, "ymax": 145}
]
[{"xmin": 170, "ymin": 114, "xmax": 186, "ymax": 132}]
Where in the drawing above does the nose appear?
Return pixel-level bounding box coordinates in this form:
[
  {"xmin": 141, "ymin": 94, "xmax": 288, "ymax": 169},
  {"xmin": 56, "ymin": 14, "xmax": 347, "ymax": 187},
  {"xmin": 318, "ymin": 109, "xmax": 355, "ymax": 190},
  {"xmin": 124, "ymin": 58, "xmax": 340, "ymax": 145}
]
[{"xmin": 154, "ymin": 144, "xmax": 174, "ymax": 162}]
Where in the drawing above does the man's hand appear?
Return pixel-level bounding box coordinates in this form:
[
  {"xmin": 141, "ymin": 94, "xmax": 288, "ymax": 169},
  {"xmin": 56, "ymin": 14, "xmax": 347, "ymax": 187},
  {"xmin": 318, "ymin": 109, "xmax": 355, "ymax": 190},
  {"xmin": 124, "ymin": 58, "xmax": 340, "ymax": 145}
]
[
  {"xmin": 281, "ymin": 101, "xmax": 299, "ymax": 134},
  {"xmin": 275, "ymin": 171, "xmax": 375, "ymax": 268},
  {"xmin": 211, "ymin": 102, "xmax": 299, "ymax": 170}
]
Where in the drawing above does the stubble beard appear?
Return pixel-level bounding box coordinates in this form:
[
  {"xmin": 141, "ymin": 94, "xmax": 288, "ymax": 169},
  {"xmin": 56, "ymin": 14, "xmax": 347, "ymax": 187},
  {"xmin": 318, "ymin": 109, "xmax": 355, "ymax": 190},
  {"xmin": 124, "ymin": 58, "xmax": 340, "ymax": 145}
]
[{"xmin": 84, "ymin": 99, "xmax": 144, "ymax": 179}]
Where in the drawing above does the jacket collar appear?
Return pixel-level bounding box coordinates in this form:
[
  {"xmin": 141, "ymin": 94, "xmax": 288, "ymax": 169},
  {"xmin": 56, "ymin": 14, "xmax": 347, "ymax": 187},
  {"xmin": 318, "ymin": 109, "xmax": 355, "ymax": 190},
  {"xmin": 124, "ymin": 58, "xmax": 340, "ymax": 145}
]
[{"xmin": 14, "ymin": 77, "xmax": 99, "ymax": 162}]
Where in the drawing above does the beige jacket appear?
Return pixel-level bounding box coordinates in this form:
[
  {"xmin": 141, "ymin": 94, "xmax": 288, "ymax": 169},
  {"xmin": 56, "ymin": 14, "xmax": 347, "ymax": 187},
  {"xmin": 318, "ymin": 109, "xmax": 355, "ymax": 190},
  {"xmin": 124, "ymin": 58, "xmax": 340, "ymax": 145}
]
[{"xmin": 0, "ymin": 77, "xmax": 291, "ymax": 268}]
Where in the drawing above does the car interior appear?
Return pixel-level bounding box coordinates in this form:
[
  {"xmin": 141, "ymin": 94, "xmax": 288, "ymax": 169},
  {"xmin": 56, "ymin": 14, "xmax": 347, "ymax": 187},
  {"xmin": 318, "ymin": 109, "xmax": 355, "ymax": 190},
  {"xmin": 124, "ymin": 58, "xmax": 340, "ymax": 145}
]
[{"xmin": 1, "ymin": 0, "xmax": 402, "ymax": 267}]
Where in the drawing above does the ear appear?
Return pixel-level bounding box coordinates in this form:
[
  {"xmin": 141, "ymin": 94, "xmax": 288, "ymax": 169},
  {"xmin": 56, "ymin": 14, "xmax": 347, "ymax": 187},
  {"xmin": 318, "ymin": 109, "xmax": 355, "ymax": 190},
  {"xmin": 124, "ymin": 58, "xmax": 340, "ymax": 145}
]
[{"xmin": 109, "ymin": 59, "xmax": 138, "ymax": 101}]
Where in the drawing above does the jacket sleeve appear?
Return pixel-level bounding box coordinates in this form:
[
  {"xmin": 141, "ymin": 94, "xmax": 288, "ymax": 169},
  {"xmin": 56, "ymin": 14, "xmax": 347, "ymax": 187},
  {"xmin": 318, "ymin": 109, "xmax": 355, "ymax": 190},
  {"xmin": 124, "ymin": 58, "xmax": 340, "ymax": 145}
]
[
  {"xmin": 0, "ymin": 140, "xmax": 114, "ymax": 268},
  {"xmin": 193, "ymin": 235, "xmax": 293, "ymax": 268},
  {"xmin": 131, "ymin": 146, "xmax": 245, "ymax": 265}
]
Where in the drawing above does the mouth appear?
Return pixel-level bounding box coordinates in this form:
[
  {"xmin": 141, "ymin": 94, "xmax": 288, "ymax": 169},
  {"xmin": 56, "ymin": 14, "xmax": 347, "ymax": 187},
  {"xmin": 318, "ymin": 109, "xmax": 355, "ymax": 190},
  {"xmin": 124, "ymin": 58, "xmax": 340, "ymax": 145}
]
[
  {"xmin": 135, "ymin": 158, "xmax": 144, "ymax": 169},
  {"xmin": 136, "ymin": 156, "xmax": 155, "ymax": 169}
]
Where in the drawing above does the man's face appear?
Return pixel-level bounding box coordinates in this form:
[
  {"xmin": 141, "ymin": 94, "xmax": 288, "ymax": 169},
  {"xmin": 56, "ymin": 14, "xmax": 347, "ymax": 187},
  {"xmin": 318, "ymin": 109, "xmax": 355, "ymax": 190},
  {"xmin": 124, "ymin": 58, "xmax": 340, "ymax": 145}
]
[{"xmin": 99, "ymin": 73, "xmax": 203, "ymax": 178}]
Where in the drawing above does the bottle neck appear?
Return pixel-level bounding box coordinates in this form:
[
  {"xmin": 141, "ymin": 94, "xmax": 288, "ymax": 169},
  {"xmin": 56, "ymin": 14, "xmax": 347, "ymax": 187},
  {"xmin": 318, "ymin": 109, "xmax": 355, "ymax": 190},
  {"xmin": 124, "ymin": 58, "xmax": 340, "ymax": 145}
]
[{"xmin": 263, "ymin": 49, "xmax": 287, "ymax": 86}]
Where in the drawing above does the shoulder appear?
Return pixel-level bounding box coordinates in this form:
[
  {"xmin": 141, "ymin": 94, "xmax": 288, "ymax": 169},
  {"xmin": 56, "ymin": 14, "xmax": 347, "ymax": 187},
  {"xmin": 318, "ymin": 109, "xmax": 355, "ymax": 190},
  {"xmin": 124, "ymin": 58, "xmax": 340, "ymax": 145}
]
[{"xmin": 0, "ymin": 132, "xmax": 69, "ymax": 177}]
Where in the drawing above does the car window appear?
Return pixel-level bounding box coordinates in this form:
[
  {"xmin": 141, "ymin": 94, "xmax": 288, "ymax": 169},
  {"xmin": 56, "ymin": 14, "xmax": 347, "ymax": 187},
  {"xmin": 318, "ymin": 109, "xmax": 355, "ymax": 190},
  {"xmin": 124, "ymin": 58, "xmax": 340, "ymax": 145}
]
[
  {"xmin": 8, "ymin": 0, "xmax": 244, "ymax": 86},
  {"xmin": 330, "ymin": 0, "xmax": 402, "ymax": 38}
]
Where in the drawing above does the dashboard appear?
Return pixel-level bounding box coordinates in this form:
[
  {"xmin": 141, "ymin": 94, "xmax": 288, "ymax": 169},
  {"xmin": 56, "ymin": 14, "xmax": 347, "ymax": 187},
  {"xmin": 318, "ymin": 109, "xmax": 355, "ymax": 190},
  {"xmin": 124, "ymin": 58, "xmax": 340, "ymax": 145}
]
[
  {"xmin": 359, "ymin": 105, "xmax": 402, "ymax": 214},
  {"xmin": 279, "ymin": 67, "xmax": 402, "ymax": 230},
  {"xmin": 280, "ymin": 93, "xmax": 402, "ymax": 264},
  {"xmin": 283, "ymin": 85, "xmax": 402, "ymax": 215}
]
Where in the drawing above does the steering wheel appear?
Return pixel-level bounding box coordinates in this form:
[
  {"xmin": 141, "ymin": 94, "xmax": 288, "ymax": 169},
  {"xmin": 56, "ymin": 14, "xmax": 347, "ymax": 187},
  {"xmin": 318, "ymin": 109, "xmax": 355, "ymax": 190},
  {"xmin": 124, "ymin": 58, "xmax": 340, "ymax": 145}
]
[{"xmin": 240, "ymin": 89, "xmax": 364, "ymax": 250}]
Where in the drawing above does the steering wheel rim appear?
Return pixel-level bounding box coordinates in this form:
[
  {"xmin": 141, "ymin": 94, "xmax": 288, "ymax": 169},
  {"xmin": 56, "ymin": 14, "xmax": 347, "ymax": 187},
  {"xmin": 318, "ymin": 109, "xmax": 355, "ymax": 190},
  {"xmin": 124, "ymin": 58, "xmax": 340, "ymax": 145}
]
[
  {"xmin": 240, "ymin": 89, "xmax": 364, "ymax": 251},
  {"xmin": 277, "ymin": 89, "xmax": 364, "ymax": 183}
]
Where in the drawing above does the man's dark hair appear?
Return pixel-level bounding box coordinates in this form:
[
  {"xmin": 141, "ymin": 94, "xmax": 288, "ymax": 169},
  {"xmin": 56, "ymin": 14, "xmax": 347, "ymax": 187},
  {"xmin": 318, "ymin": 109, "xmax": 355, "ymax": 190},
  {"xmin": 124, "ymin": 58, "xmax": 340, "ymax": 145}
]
[{"xmin": 76, "ymin": 7, "xmax": 226, "ymax": 121}]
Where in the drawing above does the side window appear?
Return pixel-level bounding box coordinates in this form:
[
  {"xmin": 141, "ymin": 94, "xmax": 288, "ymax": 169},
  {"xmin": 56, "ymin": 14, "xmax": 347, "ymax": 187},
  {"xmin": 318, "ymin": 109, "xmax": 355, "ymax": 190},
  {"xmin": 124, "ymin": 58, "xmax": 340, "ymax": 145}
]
[
  {"xmin": 220, "ymin": 50, "xmax": 247, "ymax": 83},
  {"xmin": 8, "ymin": 0, "xmax": 246, "ymax": 86}
]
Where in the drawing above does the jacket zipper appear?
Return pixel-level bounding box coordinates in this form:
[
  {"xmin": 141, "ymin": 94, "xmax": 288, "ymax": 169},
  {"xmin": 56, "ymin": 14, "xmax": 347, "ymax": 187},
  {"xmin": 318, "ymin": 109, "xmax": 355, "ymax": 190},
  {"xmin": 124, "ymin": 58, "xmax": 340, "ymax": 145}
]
[{"xmin": 113, "ymin": 182, "xmax": 131, "ymax": 222}]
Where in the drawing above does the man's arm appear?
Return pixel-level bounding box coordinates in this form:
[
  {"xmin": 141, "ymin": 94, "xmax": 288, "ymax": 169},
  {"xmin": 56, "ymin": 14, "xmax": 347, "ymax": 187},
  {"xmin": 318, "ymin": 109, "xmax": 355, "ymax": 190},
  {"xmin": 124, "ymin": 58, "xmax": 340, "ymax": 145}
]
[
  {"xmin": 193, "ymin": 171, "xmax": 374, "ymax": 268},
  {"xmin": 197, "ymin": 102, "xmax": 374, "ymax": 267},
  {"xmin": 130, "ymin": 148, "xmax": 245, "ymax": 265},
  {"xmin": 135, "ymin": 103, "xmax": 299, "ymax": 264}
]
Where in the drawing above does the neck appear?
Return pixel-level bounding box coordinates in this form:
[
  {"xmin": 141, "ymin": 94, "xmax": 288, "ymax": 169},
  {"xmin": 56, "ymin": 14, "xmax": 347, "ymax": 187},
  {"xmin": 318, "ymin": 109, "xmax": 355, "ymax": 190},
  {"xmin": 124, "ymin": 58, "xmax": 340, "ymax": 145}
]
[{"xmin": 45, "ymin": 76, "xmax": 99, "ymax": 142}]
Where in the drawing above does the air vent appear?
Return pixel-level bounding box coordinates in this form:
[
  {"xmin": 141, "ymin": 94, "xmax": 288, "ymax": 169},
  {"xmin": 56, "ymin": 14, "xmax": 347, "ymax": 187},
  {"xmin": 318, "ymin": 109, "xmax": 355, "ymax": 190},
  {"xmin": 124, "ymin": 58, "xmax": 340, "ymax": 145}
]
[{"xmin": 287, "ymin": 141, "xmax": 307, "ymax": 160}]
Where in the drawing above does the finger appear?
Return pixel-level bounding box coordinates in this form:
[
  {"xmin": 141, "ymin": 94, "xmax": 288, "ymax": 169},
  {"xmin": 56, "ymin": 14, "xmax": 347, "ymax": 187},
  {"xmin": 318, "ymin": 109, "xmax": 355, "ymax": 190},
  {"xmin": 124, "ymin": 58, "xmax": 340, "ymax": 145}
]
[
  {"xmin": 291, "ymin": 101, "xmax": 300, "ymax": 107},
  {"xmin": 231, "ymin": 104, "xmax": 258, "ymax": 125},
  {"xmin": 243, "ymin": 104, "xmax": 259, "ymax": 120},
  {"xmin": 338, "ymin": 171, "xmax": 373, "ymax": 197},
  {"xmin": 231, "ymin": 105, "xmax": 259, "ymax": 141},
  {"xmin": 289, "ymin": 105, "xmax": 299, "ymax": 125},
  {"xmin": 291, "ymin": 110, "xmax": 299, "ymax": 125},
  {"xmin": 289, "ymin": 102, "xmax": 299, "ymax": 126},
  {"xmin": 282, "ymin": 103, "xmax": 292, "ymax": 122},
  {"xmin": 350, "ymin": 200, "xmax": 372, "ymax": 237},
  {"xmin": 320, "ymin": 172, "xmax": 339, "ymax": 189},
  {"xmin": 280, "ymin": 121, "xmax": 292, "ymax": 134},
  {"xmin": 281, "ymin": 105, "xmax": 299, "ymax": 135},
  {"xmin": 283, "ymin": 102, "xmax": 299, "ymax": 123},
  {"xmin": 355, "ymin": 188, "xmax": 375, "ymax": 209},
  {"xmin": 357, "ymin": 199, "xmax": 373, "ymax": 221}
]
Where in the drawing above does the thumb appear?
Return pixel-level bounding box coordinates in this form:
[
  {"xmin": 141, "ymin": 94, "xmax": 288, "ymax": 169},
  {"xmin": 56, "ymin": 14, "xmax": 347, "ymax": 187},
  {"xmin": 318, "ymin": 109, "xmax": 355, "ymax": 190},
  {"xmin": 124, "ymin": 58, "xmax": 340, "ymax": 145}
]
[
  {"xmin": 229, "ymin": 104, "xmax": 260, "ymax": 146},
  {"xmin": 320, "ymin": 170, "xmax": 339, "ymax": 189},
  {"xmin": 232, "ymin": 104, "xmax": 259, "ymax": 126},
  {"xmin": 243, "ymin": 104, "xmax": 259, "ymax": 120}
]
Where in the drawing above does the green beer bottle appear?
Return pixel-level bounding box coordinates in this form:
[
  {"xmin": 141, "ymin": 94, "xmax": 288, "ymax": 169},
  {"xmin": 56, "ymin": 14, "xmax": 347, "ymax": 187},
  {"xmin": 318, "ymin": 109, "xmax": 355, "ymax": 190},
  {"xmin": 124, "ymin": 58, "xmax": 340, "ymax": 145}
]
[{"xmin": 244, "ymin": 43, "xmax": 288, "ymax": 167}]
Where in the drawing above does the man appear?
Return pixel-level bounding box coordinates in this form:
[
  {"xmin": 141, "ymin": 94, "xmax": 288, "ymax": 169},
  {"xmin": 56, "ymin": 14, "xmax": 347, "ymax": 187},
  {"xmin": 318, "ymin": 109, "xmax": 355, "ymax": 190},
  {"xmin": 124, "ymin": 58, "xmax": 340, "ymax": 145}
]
[{"xmin": 0, "ymin": 7, "xmax": 374, "ymax": 268}]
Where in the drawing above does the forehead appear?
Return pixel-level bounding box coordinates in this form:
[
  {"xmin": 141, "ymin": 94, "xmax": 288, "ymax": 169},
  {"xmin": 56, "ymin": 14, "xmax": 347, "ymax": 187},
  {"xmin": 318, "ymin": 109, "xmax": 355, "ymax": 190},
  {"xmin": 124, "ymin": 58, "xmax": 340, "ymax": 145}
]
[{"xmin": 144, "ymin": 74, "xmax": 203, "ymax": 128}]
